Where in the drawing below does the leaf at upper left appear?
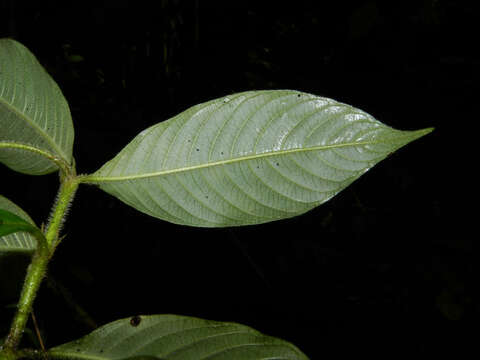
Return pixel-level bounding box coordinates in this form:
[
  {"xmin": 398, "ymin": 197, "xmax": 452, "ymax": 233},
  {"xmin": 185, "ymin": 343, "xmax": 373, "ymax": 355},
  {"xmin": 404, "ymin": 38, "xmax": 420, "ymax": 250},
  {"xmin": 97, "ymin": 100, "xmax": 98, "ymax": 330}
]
[
  {"xmin": 0, "ymin": 38, "xmax": 74, "ymax": 175},
  {"xmin": 0, "ymin": 195, "xmax": 37, "ymax": 254}
]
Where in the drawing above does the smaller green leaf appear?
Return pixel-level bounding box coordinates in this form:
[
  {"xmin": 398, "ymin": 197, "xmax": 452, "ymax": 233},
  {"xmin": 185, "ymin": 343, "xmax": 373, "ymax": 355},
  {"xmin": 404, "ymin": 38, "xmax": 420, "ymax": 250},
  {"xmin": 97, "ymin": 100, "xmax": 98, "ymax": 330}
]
[
  {"xmin": 0, "ymin": 195, "xmax": 38, "ymax": 254},
  {"xmin": 49, "ymin": 314, "xmax": 309, "ymax": 360},
  {"xmin": 0, "ymin": 38, "xmax": 75, "ymax": 175},
  {"xmin": 0, "ymin": 209, "xmax": 37, "ymax": 237}
]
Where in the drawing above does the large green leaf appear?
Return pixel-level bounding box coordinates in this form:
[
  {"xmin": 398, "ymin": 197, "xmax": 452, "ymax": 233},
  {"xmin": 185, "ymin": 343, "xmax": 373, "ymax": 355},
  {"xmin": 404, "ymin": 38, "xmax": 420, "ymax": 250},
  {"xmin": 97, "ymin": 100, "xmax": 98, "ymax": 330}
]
[
  {"xmin": 0, "ymin": 38, "xmax": 74, "ymax": 175},
  {"xmin": 0, "ymin": 195, "xmax": 37, "ymax": 253},
  {"xmin": 48, "ymin": 314, "xmax": 309, "ymax": 360},
  {"xmin": 86, "ymin": 90, "xmax": 432, "ymax": 227}
]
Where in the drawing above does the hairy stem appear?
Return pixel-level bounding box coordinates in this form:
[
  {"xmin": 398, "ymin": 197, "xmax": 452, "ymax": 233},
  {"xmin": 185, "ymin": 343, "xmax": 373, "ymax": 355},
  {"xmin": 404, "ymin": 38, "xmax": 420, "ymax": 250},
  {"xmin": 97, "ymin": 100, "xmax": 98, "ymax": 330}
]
[
  {"xmin": 2, "ymin": 247, "xmax": 49, "ymax": 351},
  {"xmin": 2, "ymin": 176, "xmax": 79, "ymax": 352},
  {"xmin": 45, "ymin": 176, "xmax": 78, "ymax": 249}
]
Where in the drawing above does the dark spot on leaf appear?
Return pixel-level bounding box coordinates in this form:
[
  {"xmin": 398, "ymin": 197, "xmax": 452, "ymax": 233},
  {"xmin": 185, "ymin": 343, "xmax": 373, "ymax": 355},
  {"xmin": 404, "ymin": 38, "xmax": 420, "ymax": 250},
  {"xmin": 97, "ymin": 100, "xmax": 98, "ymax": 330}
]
[
  {"xmin": 221, "ymin": 151, "xmax": 224, "ymax": 155},
  {"xmin": 130, "ymin": 315, "xmax": 142, "ymax": 327},
  {"xmin": 196, "ymin": 148, "xmax": 200, "ymax": 151},
  {"xmin": 76, "ymin": 349, "xmax": 81, "ymax": 352},
  {"xmin": 100, "ymin": 349, "xmax": 104, "ymax": 353},
  {"xmin": 187, "ymin": 139, "xmax": 191, "ymax": 142},
  {"xmin": 297, "ymin": 94, "xmax": 301, "ymax": 97},
  {"xmin": 205, "ymin": 195, "xmax": 209, "ymax": 199},
  {"xmin": 276, "ymin": 162, "xmax": 280, "ymax": 166}
]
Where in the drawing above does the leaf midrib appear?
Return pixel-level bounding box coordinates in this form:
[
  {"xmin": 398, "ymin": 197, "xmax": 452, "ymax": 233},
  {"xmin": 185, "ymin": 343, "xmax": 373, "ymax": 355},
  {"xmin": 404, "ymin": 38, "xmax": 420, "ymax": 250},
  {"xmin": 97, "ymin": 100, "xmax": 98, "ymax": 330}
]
[
  {"xmin": 0, "ymin": 88, "xmax": 67, "ymax": 162},
  {"xmin": 85, "ymin": 129, "xmax": 432, "ymax": 184}
]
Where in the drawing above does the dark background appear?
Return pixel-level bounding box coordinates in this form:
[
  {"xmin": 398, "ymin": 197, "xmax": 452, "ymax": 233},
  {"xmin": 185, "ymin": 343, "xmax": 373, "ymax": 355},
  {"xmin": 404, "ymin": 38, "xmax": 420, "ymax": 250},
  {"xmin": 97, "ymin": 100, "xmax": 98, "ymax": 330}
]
[{"xmin": 0, "ymin": 0, "xmax": 475, "ymax": 358}]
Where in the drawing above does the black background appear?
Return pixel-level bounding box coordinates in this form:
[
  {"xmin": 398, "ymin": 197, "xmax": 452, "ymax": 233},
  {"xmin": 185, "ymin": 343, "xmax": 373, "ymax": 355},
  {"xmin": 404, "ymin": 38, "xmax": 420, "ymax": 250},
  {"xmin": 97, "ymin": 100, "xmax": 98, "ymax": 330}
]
[{"xmin": 0, "ymin": 0, "xmax": 475, "ymax": 358}]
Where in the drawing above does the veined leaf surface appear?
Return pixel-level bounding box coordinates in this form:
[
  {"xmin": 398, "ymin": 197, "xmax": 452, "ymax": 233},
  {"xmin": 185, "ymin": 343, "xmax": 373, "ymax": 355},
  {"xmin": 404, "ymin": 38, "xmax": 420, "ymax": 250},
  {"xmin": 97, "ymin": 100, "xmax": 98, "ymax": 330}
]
[
  {"xmin": 87, "ymin": 90, "xmax": 432, "ymax": 227},
  {"xmin": 0, "ymin": 38, "xmax": 74, "ymax": 175},
  {"xmin": 48, "ymin": 314, "xmax": 309, "ymax": 360},
  {"xmin": 0, "ymin": 195, "xmax": 37, "ymax": 253}
]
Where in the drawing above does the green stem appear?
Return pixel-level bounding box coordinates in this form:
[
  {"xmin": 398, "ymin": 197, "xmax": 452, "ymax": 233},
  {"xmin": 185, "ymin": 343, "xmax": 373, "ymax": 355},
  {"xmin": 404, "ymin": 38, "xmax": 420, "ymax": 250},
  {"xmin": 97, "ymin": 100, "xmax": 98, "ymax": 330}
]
[
  {"xmin": 2, "ymin": 248, "xmax": 49, "ymax": 352},
  {"xmin": 45, "ymin": 177, "xmax": 79, "ymax": 250},
  {"xmin": 2, "ymin": 177, "xmax": 79, "ymax": 352}
]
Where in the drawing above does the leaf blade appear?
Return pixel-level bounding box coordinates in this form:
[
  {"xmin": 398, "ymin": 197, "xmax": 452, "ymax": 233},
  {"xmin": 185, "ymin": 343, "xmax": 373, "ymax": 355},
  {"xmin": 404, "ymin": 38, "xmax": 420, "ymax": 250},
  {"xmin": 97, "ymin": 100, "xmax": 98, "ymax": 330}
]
[
  {"xmin": 0, "ymin": 195, "xmax": 37, "ymax": 254},
  {"xmin": 48, "ymin": 314, "xmax": 309, "ymax": 360},
  {"xmin": 0, "ymin": 209, "xmax": 35, "ymax": 237},
  {"xmin": 0, "ymin": 38, "xmax": 74, "ymax": 175},
  {"xmin": 88, "ymin": 90, "xmax": 432, "ymax": 227}
]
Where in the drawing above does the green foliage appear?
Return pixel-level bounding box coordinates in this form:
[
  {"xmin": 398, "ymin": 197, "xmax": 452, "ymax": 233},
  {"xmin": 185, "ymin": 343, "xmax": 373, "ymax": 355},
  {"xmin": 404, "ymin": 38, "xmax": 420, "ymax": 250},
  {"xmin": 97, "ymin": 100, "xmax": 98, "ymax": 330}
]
[
  {"xmin": 0, "ymin": 209, "xmax": 37, "ymax": 238},
  {"xmin": 0, "ymin": 39, "xmax": 432, "ymax": 360},
  {"xmin": 0, "ymin": 39, "xmax": 74, "ymax": 176},
  {"xmin": 49, "ymin": 315, "xmax": 308, "ymax": 360},
  {"xmin": 87, "ymin": 90, "xmax": 432, "ymax": 227},
  {"xmin": 0, "ymin": 195, "xmax": 37, "ymax": 254}
]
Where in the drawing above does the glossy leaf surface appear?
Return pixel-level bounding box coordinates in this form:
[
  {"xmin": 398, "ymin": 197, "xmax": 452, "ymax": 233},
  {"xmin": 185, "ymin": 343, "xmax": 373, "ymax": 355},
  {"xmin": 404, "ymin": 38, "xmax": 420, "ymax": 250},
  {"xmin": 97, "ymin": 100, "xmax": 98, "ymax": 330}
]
[
  {"xmin": 88, "ymin": 90, "xmax": 432, "ymax": 227},
  {"xmin": 49, "ymin": 314, "xmax": 309, "ymax": 360},
  {"xmin": 0, "ymin": 195, "xmax": 37, "ymax": 253},
  {"xmin": 0, "ymin": 38, "xmax": 74, "ymax": 175}
]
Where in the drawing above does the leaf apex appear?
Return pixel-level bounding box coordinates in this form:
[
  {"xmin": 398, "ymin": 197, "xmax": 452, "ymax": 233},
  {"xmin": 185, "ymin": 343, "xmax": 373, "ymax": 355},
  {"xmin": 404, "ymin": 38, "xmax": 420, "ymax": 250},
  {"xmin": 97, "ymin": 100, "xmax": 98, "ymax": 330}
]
[
  {"xmin": 418, "ymin": 126, "xmax": 435, "ymax": 136},
  {"xmin": 408, "ymin": 126, "xmax": 435, "ymax": 143}
]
